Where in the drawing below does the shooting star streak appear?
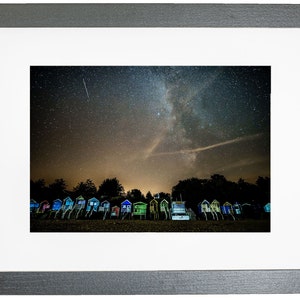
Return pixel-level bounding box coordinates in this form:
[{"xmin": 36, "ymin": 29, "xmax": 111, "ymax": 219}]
[
  {"xmin": 83, "ymin": 78, "xmax": 90, "ymax": 101},
  {"xmin": 149, "ymin": 133, "xmax": 263, "ymax": 157}
]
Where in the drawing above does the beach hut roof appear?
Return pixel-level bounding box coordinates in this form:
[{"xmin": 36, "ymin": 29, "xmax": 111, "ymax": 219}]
[
  {"xmin": 264, "ymin": 203, "xmax": 270, "ymax": 212},
  {"xmin": 133, "ymin": 201, "xmax": 147, "ymax": 206},
  {"xmin": 63, "ymin": 196, "xmax": 73, "ymax": 202},
  {"xmin": 211, "ymin": 199, "xmax": 219, "ymax": 204},
  {"xmin": 121, "ymin": 199, "xmax": 132, "ymax": 205},
  {"xmin": 76, "ymin": 195, "xmax": 85, "ymax": 200},
  {"xmin": 150, "ymin": 198, "xmax": 158, "ymax": 204},
  {"xmin": 88, "ymin": 197, "xmax": 99, "ymax": 202}
]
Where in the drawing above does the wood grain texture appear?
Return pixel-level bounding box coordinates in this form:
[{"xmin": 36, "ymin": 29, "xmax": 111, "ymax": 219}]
[
  {"xmin": 0, "ymin": 4, "xmax": 300, "ymax": 27},
  {"xmin": 0, "ymin": 270, "xmax": 299, "ymax": 294}
]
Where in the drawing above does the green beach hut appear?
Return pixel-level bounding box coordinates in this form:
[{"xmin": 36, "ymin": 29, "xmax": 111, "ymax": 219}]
[{"xmin": 132, "ymin": 201, "xmax": 148, "ymax": 219}]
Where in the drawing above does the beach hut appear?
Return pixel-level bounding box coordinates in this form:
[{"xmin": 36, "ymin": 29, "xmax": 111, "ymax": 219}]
[
  {"xmin": 232, "ymin": 202, "xmax": 242, "ymax": 218},
  {"xmin": 110, "ymin": 205, "xmax": 120, "ymax": 218},
  {"xmin": 264, "ymin": 203, "xmax": 270, "ymax": 213},
  {"xmin": 198, "ymin": 200, "xmax": 215, "ymax": 221},
  {"xmin": 58, "ymin": 196, "xmax": 74, "ymax": 219},
  {"xmin": 149, "ymin": 198, "xmax": 159, "ymax": 220},
  {"xmin": 98, "ymin": 200, "xmax": 110, "ymax": 220},
  {"xmin": 132, "ymin": 202, "xmax": 148, "ymax": 219},
  {"xmin": 121, "ymin": 199, "xmax": 132, "ymax": 219},
  {"xmin": 221, "ymin": 202, "xmax": 235, "ymax": 220},
  {"xmin": 68, "ymin": 195, "xmax": 86, "ymax": 219},
  {"xmin": 30, "ymin": 199, "xmax": 39, "ymax": 213},
  {"xmin": 210, "ymin": 199, "xmax": 223, "ymax": 220},
  {"xmin": 159, "ymin": 199, "xmax": 170, "ymax": 220},
  {"xmin": 171, "ymin": 201, "xmax": 190, "ymax": 220},
  {"xmin": 37, "ymin": 200, "xmax": 50, "ymax": 214},
  {"xmin": 48, "ymin": 199, "xmax": 62, "ymax": 218},
  {"xmin": 52, "ymin": 199, "xmax": 62, "ymax": 211},
  {"xmin": 85, "ymin": 197, "xmax": 100, "ymax": 218}
]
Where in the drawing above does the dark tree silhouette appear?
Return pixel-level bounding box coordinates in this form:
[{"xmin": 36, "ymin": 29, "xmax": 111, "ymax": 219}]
[
  {"xmin": 172, "ymin": 177, "xmax": 206, "ymax": 212},
  {"xmin": 30, "ymin": 179, "xmax": 48, "ymax": 202},
  {"xmin": 127, "ymin": 189, "xmax": 145, "ymax": 202},
  {"xmin": 97, "ymin": 177, "xmax": 124, "ymax": 198},
  {"xmin": 256, "ymin": 176, "xmax": 270, "ymax": 204},
  {"xmin": 146, "ymin": 191, "xmax": 153, "ymax": 202},
  {"xmin": 48, "ymin": 178, "xmax": 68, "ymax": 202},
  {"xmin": 73, "ymin": 179, "xmax": 97, "ymax": 199},
  {"xmin": 171, "ymin": 174, "xmax": 270, "ymax": 214}
]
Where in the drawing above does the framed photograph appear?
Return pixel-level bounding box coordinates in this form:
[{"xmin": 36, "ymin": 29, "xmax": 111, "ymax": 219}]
[{"xmin": 0, "ymin": 2, "xmax": 299, "ymax": 295}]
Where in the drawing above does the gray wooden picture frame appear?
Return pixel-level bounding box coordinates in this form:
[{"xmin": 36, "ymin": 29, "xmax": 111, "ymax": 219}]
[{"xmin": 0, "ymin": 3, "xmax": 299, "ymax": 295}]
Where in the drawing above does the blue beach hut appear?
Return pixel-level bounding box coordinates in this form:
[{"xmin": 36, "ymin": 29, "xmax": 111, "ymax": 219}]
[
  {"xmin": 30, "ymin": 199, "xmax": 39, "ymax": 213},
  {"xmin": 121, "ymin": 199, "xmax": 132, "ymax": 219},
  {"xmin": 232, "ymin": 202, "xmax": 242, "ymax": 218},
  {"xmin": 52, "ymin": 199, "xmax": 63, "ymax": 211},
  {"xmin": 68, "ymin": 195, "xmax": 86, "ymax": 219},
  {"xmin": 48, "ymin": 198, "xmax": 62, "ymax": 218},
  {"xmin": 85, "ymin": 197, "xmax": 100, "ymax": 218},
  {"xmin": 264, "ymin": 203, "xmax": 270, "ymax": 213},
  {"xmin": 221, "ymin": 202, "xmax": 235, "ymax": 220},
  {"xmin": 58, "ymin": 196, "xmax": 74, "ymax": 219}
]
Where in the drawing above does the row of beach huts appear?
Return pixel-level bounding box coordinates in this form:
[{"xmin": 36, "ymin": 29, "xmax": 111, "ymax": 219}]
[{"xmin": 30, "ymin": 196, "xmax": 270, "ymax": 221}]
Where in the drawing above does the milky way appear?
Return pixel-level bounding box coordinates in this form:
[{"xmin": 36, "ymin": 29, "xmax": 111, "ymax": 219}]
[{"xmin": 30, "ymin": 66, "xmax": 270, "ymax": 194}]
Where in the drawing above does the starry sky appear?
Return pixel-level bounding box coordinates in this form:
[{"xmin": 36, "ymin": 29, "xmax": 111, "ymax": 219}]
[{"xmin": 30, "ymin": 66, "xmax": 270, "ymax": 195}]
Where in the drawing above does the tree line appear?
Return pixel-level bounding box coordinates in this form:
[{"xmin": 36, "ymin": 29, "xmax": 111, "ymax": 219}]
[{"xmin": 30, "ymin": 174, "xmax": 270, "ymax": 210}]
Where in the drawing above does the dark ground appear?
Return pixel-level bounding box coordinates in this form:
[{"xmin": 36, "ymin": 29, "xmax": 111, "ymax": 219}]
[{"xmin": 30, "ymin": 218, "xmax": 270, "ymax": 232}]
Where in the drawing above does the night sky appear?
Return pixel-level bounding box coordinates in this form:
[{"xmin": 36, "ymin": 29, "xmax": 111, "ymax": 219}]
[{"xmin": 30, "ymin": 66, "xmax": 270, "ymax": 195}]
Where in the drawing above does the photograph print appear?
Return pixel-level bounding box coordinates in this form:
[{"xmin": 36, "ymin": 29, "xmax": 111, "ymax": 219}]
[{"xmin": 30, "ymin": 66, "xmax": 270, "ymax": 232}]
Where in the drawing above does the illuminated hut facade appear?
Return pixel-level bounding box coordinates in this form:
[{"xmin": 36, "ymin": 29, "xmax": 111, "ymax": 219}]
[
  {"xmin": 132, "ymin": 202, "xmax": 147, "ymax": 219},
  {"xmin": 171, "ymin": 201, "xmax": 190, "ymax": 220},
  {"xmin": 68, "ymin": 195, "xmax": 86, "ymax": 219},
  {"xmin": 110, "ymin": 205, "xmax": 120, "ymax": 218},
  {"xmin": 159, "ymin": 199, "xmax": 170, "ymax": 220},
  {"xmin": 121, "ymin": 199, "xmax": 132, "ymax": 219},
  {"xmin": 30, "ymin": 199, "xmax": 39, "ymax": 213},
  {"xmin": 232, "ymin": 202, "xmax": 242, "ymax": 218},
  {"xmin": 210, "ymin": 199, "xmax": 223, "ymax": 220},
  {"xmin": 37, "ymin": 200, "xmax": 50, "ymax": 214},
  {"xmin": 221, "ymin": 201, "xmax": 235, "ymax": 220},
  {"xmin": 85, "ymin": 197, "xmax": 100, "ymax": 218},
  {"xmin": 58, "ymin": 196, "xmax": 74, "ymax": 219},
  {"xmin": 198, "ymin": 200, "xmax": 214, "ymax": 220},
  {"xmin": 149, "ymin": 198, "xmax": 159, "ymax": 220},
  {"xmin": 264, "ymin": 203, "xmax": 270, "ymax": 213},
  {"xmin": 48, "ymin": 199, "xmax": 62, "ymax": 218},
  {"xmin": 99, "ymin": 200, "xmax": 110, "ymax": 220}
]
